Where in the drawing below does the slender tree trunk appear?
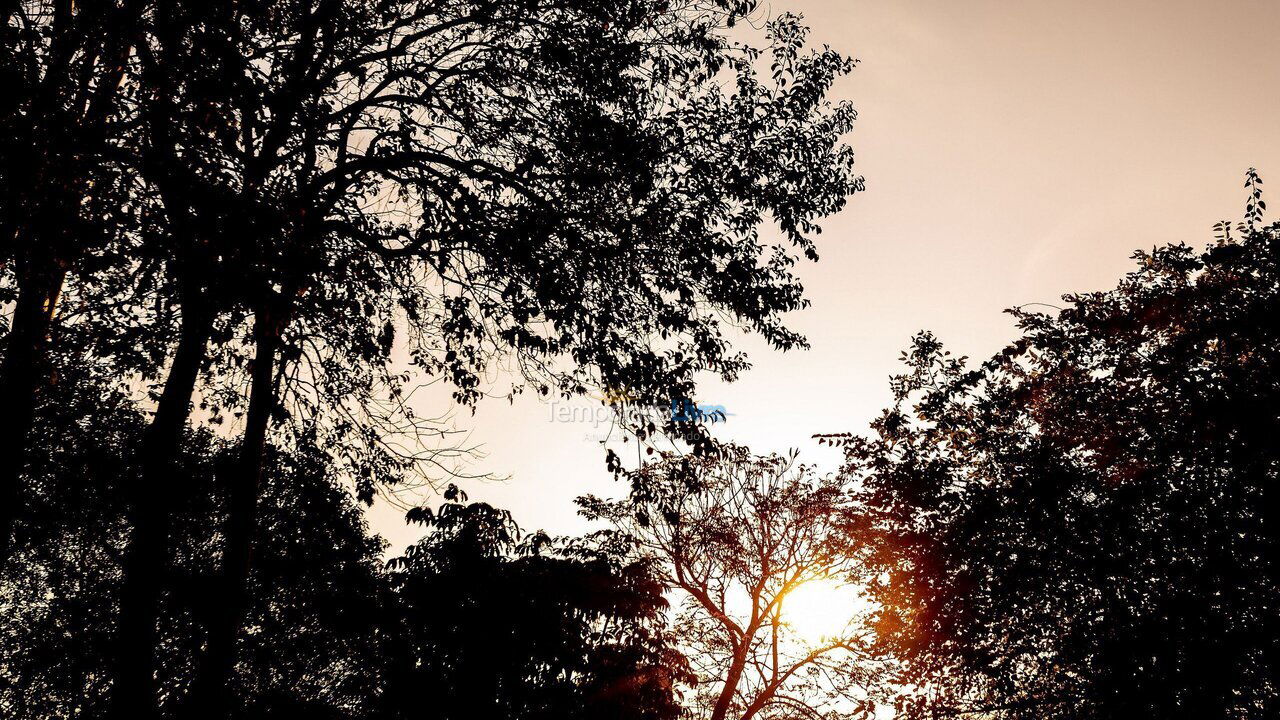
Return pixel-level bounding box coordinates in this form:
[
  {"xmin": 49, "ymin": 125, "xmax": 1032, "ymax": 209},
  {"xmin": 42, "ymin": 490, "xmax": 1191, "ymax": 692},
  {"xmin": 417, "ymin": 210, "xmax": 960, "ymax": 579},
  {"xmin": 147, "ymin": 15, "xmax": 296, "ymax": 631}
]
[
  {"xmin": 189, "ymin": 300, "xmax": 286, "ymax": 719},
  {"xmin": 113, "ymin": 290, "xmax": 215, "ymax": 720},
  {"xmin": 0, "ymin": 260, "xmax": 65, "ymax": 556},
  {"xmin": 737, "ymin": 610, "xmax": 782, "ymax": 720},
  {"xmin": 711, "ymin": 646, "xmax": 751, "ymax": 720}
]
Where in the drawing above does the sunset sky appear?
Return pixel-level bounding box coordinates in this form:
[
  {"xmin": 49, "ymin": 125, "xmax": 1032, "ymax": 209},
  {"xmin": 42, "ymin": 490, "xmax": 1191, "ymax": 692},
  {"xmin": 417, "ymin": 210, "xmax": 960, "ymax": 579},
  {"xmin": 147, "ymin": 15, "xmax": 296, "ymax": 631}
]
[{"xmin": 369, "ymin": 0, "xmax": 1280, "ymax": 550}]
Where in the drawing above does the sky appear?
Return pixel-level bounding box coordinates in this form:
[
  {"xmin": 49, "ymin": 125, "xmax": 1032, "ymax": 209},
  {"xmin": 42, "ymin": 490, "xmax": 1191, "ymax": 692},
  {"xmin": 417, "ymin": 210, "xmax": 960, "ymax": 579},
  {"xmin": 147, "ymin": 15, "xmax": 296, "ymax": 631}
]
[{"xmin": 367, "ymin": 0, "xmax": 1280, "ymax": 551}]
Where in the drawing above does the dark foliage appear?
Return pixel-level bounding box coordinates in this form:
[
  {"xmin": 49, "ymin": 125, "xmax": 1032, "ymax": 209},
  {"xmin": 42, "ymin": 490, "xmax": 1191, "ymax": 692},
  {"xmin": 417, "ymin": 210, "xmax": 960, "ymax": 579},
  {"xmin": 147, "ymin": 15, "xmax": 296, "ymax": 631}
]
[
  {"xmin": 4, "ymin": 2, "xmax": 860, "ymax": 716},
  {"xmin": 835, "ymin": 217, "xmax": 1280, "ymax": 718},
  {"xmin": 1, "ymin": 362, "xmax": 691, "ymax": 720},
  {"xmin": 0, "ymin": 0, "xmax": 144, "ymax": 558},
  {"xmin": 383, "ymin": 500, "xmax": 690, "ymax": 720},
  {"xmin": 0, "ymin": 369, "xmax": 387, "ymax": 719}
]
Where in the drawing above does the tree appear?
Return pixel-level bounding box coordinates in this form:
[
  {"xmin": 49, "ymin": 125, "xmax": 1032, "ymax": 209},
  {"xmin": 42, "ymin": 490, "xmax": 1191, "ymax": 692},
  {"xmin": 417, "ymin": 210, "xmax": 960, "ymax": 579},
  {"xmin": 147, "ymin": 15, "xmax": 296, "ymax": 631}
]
[
  {"xmin": 581, "ymin": 445, "xmax": 890, "ymax": 720},
  {"xmin": 113, "ymin": 2, "xmax": 862, "ymax": 715},
  {"xmin": 0, "ymin": 360, "xmax": 388, "ymax": 719},
  {"xmin": 0, "ymin": 0, "xmax": 140, "ymax": 556},
  {"xmin": 382, "ymin": 499, "xmax": 690, "ymax": 720},
  {"xmin": 5, "ymin": 347, "xmax": 690, "ymax": 720},
  {"xmin": 835, "ymin": 183, "xmax": 1280, "ymax": 718},
  {"xmin": 3, "ymin": 2, "xmax": 861, "ymax": 714}
]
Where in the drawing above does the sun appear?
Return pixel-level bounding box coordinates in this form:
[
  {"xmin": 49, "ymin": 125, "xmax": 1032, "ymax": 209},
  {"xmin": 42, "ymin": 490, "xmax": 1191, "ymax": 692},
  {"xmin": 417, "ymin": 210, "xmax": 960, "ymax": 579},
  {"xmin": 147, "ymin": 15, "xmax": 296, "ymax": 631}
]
[{"xmin": 782, "ymin": 577, "xmax": 865, "ymax": 645}]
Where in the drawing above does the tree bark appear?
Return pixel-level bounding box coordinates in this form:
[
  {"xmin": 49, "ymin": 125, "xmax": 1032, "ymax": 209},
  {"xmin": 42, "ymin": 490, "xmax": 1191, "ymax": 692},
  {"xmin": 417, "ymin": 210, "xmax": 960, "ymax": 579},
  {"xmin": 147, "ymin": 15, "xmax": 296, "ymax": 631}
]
[
  {"xmin": 112, "ymin": 291, "xmax": 214, "ymax": 720},
  {"xmin": 0, "ymin": 260, "xmax": 65, "ymax": 557},
  {"xmin": 189, "ymin": 300, "xmax": 286, "ymax": 719}
]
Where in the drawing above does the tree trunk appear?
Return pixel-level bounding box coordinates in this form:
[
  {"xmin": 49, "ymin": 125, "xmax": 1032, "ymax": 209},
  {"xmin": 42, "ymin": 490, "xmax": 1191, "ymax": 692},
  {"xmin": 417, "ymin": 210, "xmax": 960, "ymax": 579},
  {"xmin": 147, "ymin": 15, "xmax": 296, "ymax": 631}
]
[
  {"xmin": 113, "ymin": 293, "xmax": 214, "ymax": 720},
  {"xmin": 0, "ymin": 261, "xmax": 65, "ymax": 557},
  {"xmin": 710, "ymin": 646, "xmax": 751, "ymax": 720},
  {"xmin": 189, "ymin": 301, "xmax": 285, "ymax": 719}
]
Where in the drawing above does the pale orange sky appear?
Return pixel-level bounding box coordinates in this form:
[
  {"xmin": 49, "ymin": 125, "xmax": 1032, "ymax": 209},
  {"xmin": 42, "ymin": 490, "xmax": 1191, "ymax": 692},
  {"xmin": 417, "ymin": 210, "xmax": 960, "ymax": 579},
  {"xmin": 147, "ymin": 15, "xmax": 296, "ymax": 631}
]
[{"xmin": 368, "ymin": 0, "xmax": 1280, "ymax": 550}]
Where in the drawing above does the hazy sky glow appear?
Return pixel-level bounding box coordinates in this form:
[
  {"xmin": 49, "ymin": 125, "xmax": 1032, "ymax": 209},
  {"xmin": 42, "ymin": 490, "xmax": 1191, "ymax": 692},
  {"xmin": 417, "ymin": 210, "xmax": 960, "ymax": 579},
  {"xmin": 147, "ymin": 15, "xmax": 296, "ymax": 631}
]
[{"xmin": 369, "ymin": 0, "xmax": 1280, "ymax": 549}]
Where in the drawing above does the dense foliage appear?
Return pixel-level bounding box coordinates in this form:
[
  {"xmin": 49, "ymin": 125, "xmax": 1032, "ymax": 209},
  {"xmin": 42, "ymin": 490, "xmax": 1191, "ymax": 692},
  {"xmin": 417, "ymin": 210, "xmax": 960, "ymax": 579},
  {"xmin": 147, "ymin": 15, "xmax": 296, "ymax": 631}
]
[
  {"xmin": 384, "ymin": 501, "xmax": 690, "ymax": 720},
  {"xmin": 0, "ymin": 366, "xmax": 688, "ymax": 720},
  {"xmin": 1, "ymin": 2, "xmax": 860, "ymax": 717},
  {"xmin": 837, "ymin": 219, "xmax": 1280, "ymax": 718},
  {"xmin": 11, "ymin": 1, "xmax": 1273, "ymax": 717},
  {"xmin": 0, "ymin": 371, "xmax": 387, "ymax": 719}
]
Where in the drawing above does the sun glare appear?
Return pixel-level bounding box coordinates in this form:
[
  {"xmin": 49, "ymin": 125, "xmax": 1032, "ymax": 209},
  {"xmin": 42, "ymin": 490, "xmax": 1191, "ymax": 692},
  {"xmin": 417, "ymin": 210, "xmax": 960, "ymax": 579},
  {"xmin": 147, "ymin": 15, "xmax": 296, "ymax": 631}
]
[{"xmin": 783, "ymin": 578, "xmax": 864, "ymax": 645}]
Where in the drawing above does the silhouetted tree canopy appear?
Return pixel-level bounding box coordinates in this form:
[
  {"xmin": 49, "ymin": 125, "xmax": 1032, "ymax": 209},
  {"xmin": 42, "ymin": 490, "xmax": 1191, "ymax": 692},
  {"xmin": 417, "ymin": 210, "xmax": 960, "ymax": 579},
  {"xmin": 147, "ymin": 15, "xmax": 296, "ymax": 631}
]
[
  {"xmin": 383, "ymin": 500, "xmax": 690, "ymax": 720},
  {"xmin": 0, "ymin": 366, "xmax": 387, "ymax": 719},
  {"xmin": 2, "ymin": 360, "xmax": 691, "ymax": 720},
  {"xmin": 0, "ymin": 0, "xmax": 143, "ymax": 557},
  {"xmin": 834, "ymin": 217, "xmax": 1280, "ymax": 718},
  {"xmin": 6, "ymin": 2, "xmax": 1276, "ymax": 715},
  {"xmin": 3, "ymin": 2, "xmax": 861, "ymax": 715},
  {"xmin": 582, "ymin": 445, "xmax": 891, "ymax": 720}
]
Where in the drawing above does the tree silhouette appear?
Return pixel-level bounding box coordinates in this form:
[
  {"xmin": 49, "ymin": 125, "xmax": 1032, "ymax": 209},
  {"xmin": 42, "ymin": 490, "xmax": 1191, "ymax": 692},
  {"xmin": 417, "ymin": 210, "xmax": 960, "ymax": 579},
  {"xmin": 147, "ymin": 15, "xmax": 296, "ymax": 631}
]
[
  {"xmin": 382, "ymin": 499, "xmax": 690, "ymax": 720},
  {"xmin": 834, "ymin": 187, "xmax": 1280, "ymax": 718},
  {"xmin": 2, "ymin": 354, "xmax": 698, "ymax": 720},
  {"xmin": 0, "ymin": 361, "xmax": 387, "ymax": 719},
  {"xmin": 581, "ymin": 445, "xmax": 891, "ymax": 720},
  {"xmin": 0, "ymin": 2, "xmax": 866, "ymax": 715},
  {"xmin": 4, "ymin": 3, "xmax": 863, "ymax": 716},
  {"xmin": 0, "ymin": 0, "xmax": 140, "ymax": 557}
]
